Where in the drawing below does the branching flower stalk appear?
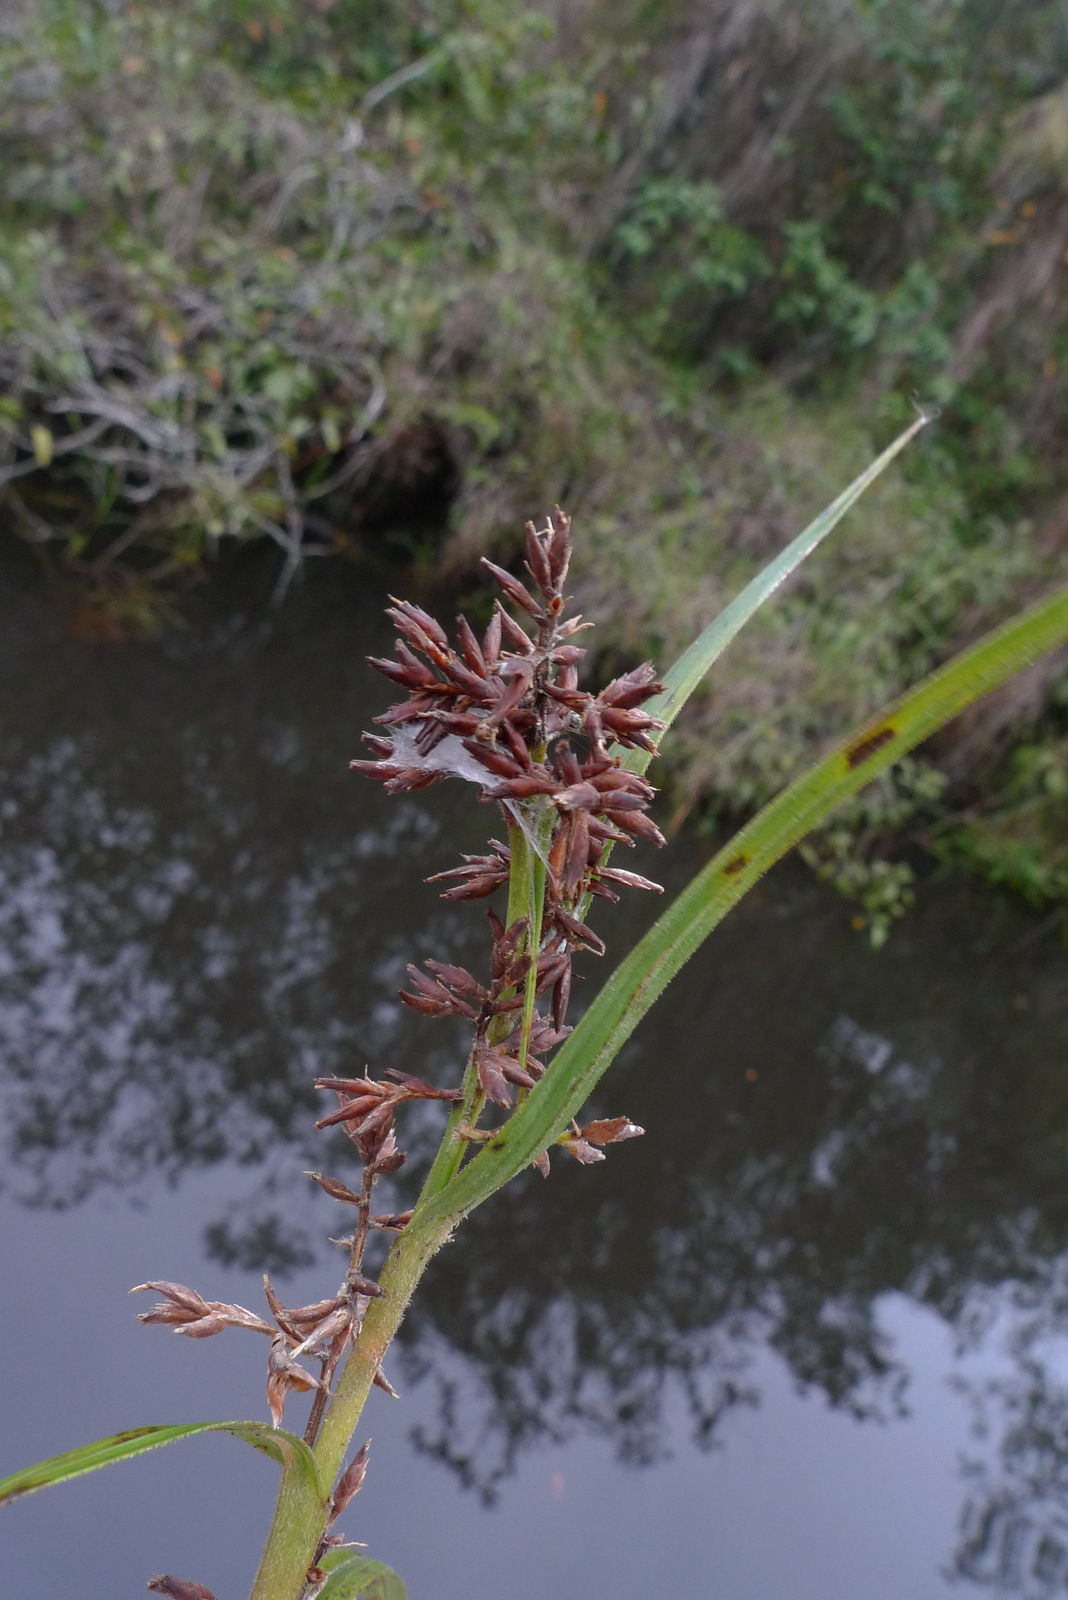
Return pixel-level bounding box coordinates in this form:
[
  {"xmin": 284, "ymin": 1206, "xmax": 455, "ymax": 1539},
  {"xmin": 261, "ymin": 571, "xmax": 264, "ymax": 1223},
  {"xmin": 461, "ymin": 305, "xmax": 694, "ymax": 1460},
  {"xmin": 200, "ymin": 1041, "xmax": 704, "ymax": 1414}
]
[
  {"xmin": 354, "ymin": 510, "xmax": 663, "ymax": 1173},
  {"xmin": 134, "ymin": 510, "xmax": 667, "ymax": 1598}
]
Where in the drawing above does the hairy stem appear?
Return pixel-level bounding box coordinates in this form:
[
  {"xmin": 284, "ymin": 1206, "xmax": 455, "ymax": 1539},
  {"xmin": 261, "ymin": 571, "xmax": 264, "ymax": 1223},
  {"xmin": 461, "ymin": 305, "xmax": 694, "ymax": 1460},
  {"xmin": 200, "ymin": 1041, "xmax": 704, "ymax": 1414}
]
[{"xmin": 249, "ymin": 1208, "xmax": 457, "ymax": 1600}]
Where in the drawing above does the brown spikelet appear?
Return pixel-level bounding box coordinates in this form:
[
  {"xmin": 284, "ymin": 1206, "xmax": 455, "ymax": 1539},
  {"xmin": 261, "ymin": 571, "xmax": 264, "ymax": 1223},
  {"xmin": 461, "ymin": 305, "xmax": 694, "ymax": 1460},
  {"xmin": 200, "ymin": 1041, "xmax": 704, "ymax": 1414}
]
[
  {"xmin": 266, "ymin": 1335, "xmax": 320, "ymax": 1428},
  {"xmin": 147, "ymin": 1578, "xmax": 218, "ymax": 1600},
  {"xmin": 305, "ymin": 1172, "xmax": 362, "ymax": 1203},
  {"xmin": 328, "ymin": 1439, "xmax": 372, "ymax": 1526},
  {"xmin": 557, "ymin": 1133, "xmax": 606, "ymax": 1165},
  {"xmin": 580, "ymin": 1116, "xmax": 645, "ymax": 1145},
  {"xmin": 481, "ymin": 558, "xmax": 542, "ymax": 618}
]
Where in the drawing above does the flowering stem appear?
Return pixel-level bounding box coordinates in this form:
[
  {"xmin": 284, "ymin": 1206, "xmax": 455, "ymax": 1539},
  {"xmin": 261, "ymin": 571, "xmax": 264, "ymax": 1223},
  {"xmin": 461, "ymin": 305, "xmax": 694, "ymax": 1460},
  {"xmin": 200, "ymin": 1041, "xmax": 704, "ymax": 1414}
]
[
  {"xmin": 414, "ymin": 1053, "xmax": 479, "ymax": 1203},
  {"xmin": 302, "ymin": 1162, "xmax": 376, "ymax": 1449},
  {"xmin": 511, "ymin": 813, "xmax": 550, "ymax": 1076},
  {"xmin": 249, "ymin": 511, "xmax": 667, "ymax": 1595},
  {"xmin": 415, "ymin": 807, "xmax": 548, "ymax": 1204},
  {"xmin": 254, "ymin": 810, "xmax": 558, "ymax": 1590}
]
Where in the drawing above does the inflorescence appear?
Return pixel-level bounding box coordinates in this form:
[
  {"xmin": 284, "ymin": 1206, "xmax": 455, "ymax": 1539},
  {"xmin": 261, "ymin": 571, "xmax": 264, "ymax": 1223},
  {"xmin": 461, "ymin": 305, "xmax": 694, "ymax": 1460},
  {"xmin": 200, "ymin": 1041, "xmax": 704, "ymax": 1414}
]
[{"xmin": 134, "ymin": 509, "xmax": 667, "ymax": 1525}]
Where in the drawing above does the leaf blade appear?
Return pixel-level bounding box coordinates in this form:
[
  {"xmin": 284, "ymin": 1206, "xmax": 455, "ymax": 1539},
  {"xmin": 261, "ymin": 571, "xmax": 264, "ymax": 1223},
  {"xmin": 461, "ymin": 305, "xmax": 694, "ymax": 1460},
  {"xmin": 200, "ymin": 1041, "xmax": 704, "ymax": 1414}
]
[
  {"xmin": 0, "ymin": 1420, "xmax": 324, "ymax": 1508},
  {"xmin": 630, "ymin": 411, "xmax": 932, "ymax": 770},
  {"xmin": 318, "ymin": 1550, "xmax": 408, "ymax": 1600},
  {"xmin": 428, "ymin": 578, "xmax": 1068, "ymax": 1217}
]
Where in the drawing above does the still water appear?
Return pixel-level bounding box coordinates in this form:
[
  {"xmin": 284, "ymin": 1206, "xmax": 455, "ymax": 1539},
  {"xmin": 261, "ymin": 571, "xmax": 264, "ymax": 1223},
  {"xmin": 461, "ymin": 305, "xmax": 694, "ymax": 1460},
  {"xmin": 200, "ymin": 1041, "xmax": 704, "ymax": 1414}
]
[{"xmin": 2, "ymin": 548, "xmax": 1067, "ymax": 1599}]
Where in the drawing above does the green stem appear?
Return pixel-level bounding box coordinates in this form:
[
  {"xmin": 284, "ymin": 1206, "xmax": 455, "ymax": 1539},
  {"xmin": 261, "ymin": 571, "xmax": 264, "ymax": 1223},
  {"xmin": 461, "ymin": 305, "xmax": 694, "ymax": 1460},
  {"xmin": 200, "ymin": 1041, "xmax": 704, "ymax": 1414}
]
[
  {"xmin": 247, "ymin": 1458, "xmax": 328, "ymax": 1600},
  {"xmin": 248, "ymin": 1210, "xmax": 456, "ymax": 1600},
  {"xmin": 516, "ymin": 868, "xmax": 543, "ymax": 1075},
  {"xmin": 504, "ymin": 814, "xmax": 536, "ymax": 928},
  {"xmin": 248, "ymin": 808, "xmax": 557, "ymax": 1595},
  {"xmin": 414, "ymin": 1050, "xmax": 478, "ymax": 1204},
  {"xmin": 313, "ymin": 1213, "xmax": 455, "ymax": 1480},
  {"xmin": 516, "ymin": 813, "xmax": 550, "ymax": 1076}
]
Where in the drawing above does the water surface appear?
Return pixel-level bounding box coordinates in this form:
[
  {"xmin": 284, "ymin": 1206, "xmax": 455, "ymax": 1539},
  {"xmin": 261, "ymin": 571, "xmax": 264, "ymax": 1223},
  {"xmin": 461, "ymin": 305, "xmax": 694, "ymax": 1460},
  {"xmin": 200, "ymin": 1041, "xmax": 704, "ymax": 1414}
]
[{"xmin": 2, "ymin": 549, "xmax": 1067, "ymax": 1599}]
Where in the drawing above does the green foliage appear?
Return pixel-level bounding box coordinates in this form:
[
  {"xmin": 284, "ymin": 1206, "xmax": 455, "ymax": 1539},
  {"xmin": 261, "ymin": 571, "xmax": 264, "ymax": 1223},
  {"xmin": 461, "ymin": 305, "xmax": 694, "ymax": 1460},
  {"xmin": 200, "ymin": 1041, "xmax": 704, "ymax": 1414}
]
[
  {"xmin": 317, "ymin": 1551, "xmax": 407, "ymax": 1600},
  {"xmin": 0, "ymin": 1420, "xmax": 324, "ymax": 1507},
  {"xmin": 774, "ymin": 221, "xmax": 882, "ymax": 351},
  {"xmin": 935, "ymin": 728, "xmax": 1068, "ymax": 908},
  {"xmin": 800, "ymin": 758, "xmax": 948, "ymax": 947},
  {"xmin": 608, "ymin": 177, "xmax": 772, "ymax": 348},
  {"xmin": 0, "ymin": 0, "xmax": 650, "ymax": 615}
]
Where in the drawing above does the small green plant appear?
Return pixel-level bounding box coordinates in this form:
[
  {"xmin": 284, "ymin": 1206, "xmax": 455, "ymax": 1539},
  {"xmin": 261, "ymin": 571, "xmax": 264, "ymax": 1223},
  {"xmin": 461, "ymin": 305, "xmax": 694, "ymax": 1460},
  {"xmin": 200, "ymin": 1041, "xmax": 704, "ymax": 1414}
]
[
  {"xmin": 800, "ymin": 755, "xmax": 949, "ymax": 946},
  {"xmin": 3, "ymin": 413, "xmax": 1068, "ymax": 1600}
]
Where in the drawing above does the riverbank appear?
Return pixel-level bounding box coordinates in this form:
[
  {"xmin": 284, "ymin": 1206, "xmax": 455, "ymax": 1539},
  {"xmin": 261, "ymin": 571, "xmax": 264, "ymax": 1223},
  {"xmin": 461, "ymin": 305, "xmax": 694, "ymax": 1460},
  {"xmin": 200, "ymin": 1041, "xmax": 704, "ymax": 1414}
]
[{"xmin": 1, "ymin": 0, "xmax": 1065, "ymax": 926}]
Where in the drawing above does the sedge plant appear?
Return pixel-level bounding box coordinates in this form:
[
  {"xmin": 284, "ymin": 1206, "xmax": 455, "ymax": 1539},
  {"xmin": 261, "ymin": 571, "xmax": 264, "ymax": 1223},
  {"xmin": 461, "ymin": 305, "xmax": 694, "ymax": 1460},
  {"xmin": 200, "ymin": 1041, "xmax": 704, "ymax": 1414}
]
[{"xmin": 3, "ymin": 411, "xmax": 1068, "ymax": 1600}]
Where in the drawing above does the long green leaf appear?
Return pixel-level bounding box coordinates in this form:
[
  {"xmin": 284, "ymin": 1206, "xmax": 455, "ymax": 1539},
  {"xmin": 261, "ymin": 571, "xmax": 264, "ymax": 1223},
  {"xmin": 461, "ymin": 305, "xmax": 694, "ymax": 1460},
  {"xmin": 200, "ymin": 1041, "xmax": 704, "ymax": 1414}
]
[
  {"xmin": 630, "ymin": 410, "xmax": 932, "ymax": 770},
  {"xmin": 0, "ymin": 1420, "xmax": 324, "ymax": 1507},
  {"xmin": 318, "ymin": 1550, "xmax": 408, "ymax": 1600},
  {"xmin": 425, "ymin": 578, "xmax": 1068, "ymax": 1220}
]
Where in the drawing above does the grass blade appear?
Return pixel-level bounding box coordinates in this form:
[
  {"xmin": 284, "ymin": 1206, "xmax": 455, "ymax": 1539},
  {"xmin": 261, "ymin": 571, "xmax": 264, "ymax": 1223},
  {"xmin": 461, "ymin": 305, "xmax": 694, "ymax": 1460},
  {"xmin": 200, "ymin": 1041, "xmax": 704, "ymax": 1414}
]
[
  {"xmin": 630, "ymin": 410, "xmax": 932, "ymax": 771},
  {"xmin": 0, "ymin": 1420, "xmax": 324, "ymax": 1507},
  {"xmin": 426, "ymin": 578, "xmax": 1068, "ymax": 1218}
]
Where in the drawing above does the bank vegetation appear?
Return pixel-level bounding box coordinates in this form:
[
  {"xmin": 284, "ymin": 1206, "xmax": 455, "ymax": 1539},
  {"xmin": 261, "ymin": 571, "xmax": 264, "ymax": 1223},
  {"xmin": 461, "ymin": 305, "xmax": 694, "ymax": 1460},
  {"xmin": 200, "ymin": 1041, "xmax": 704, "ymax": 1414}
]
[{"xmin": 1, "ymin": 0, "xmax": 1066, "ymax": 927}]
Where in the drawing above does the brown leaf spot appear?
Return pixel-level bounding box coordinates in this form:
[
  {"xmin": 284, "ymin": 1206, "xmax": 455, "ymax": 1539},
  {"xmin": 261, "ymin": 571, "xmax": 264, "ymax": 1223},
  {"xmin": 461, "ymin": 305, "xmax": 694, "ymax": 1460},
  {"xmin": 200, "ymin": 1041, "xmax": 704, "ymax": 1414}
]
[
  {"xmin": 845, "ymin": 726, "xmax": 896, "ymax": 768},
  {"xmin": 723, "ymin": 855, "xmax": 749, "ymax": 877}
]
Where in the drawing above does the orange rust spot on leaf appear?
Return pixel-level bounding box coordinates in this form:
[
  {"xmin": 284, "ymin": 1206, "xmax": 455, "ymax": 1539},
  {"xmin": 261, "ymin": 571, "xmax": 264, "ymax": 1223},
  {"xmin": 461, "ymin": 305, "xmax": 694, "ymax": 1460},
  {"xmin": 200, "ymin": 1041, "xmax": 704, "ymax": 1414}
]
[
  {"xmin": 723, "ymin": 854, "xmax": 749, "ymax": 877},
  {"xmin": 846, "ymin": 726, "xmax": 896, "ymax": 768}
]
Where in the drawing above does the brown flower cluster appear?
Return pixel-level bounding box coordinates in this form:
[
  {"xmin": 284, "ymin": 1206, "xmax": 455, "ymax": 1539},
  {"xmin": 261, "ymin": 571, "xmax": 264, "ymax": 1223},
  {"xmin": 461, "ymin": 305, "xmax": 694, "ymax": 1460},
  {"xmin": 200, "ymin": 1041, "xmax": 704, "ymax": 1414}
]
[
  {"xmin": 348, "ymin": 508, "xmax": 664, "ymax": 1168},
  {"xmin": 130, "ymin": 1073, "xmax": 418, "ymax": 1443},
  {"xmin": 137, "ymin": 1268, "xmax": 378, "ymax": 1593},
  {"xmin": 131, "ymin": 1272, "xmax": 386, "ymax": 1434}
]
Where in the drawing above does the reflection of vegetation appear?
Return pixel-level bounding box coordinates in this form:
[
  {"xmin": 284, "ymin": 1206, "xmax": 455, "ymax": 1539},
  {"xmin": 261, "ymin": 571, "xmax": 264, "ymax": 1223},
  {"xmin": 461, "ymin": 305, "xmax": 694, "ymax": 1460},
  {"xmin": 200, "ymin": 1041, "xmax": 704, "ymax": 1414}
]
[
  {"xmin": 4, "ymin": 553, "xmax": 1068, "ymax": 1586},
  {"xmin": 954, "ymin": 1342, "xmax": 1068, "ymax": 1597},
  {"xmin": 950, "ymin": 1244, "xmax": 1068, "ymax": 1595},
  {"xmin": 2, "ymin": 1, "xmax": 1068, "ymax": 903},
  {"xmin": 395, "ymin": 918, "xmax": 1068, "ymax": 1501},
  {"xmin": 0, "ymin": 568, "xmax": 474, "ymax": 1214}
]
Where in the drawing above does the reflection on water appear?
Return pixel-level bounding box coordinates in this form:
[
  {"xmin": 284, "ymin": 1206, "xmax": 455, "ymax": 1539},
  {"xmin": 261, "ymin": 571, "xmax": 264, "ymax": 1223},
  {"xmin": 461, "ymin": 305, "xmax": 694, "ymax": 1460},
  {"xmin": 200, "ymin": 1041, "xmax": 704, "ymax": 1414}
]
[
  {"xmin": 0, "ymin": 556, "xmax": 476, "ymax": 1254},
  {"xmin": 2, "ymin": 548, "xmax": 1067, "ymax": 1595}
]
